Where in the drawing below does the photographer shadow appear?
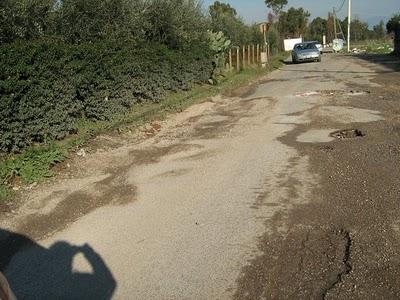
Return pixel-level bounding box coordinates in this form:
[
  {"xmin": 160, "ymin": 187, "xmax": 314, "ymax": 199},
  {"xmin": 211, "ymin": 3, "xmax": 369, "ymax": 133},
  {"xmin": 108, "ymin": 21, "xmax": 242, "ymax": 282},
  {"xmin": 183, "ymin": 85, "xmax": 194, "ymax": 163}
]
[{"xmin": 0, "ymin": 229, "xmax": 116, "ymax": 300}]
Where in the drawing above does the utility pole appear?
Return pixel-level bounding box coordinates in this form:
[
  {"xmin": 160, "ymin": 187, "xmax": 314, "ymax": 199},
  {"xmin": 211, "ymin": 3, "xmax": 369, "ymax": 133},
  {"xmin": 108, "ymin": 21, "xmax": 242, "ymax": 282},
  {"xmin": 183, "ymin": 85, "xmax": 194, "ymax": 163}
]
[
  {"xmin": 333, "ymin": 8, "xmax": 337, "ymax": 40},
  {"xmin": 347, "ymin": 0, "xmax": 351, "ymax": 52}
]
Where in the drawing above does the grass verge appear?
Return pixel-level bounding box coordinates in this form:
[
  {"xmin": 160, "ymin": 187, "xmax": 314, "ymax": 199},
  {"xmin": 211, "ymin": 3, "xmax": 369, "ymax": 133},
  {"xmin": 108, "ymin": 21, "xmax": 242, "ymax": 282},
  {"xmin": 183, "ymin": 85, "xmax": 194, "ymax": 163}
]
[
  {"xmin": 0, "ymin": 52, "xmax": 287, "ymax": 201},
  {"xmin": 349, "ymin": 40, "xmax": 394, "ymax": 54}
]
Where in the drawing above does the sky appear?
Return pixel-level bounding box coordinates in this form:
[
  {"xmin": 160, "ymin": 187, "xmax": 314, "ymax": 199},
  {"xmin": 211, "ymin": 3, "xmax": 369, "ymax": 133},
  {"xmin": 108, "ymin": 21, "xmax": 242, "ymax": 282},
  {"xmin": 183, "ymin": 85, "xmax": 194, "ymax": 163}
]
[{"xmin": 202, "ymin": 0, "xmax": 400, "ymax": 26}]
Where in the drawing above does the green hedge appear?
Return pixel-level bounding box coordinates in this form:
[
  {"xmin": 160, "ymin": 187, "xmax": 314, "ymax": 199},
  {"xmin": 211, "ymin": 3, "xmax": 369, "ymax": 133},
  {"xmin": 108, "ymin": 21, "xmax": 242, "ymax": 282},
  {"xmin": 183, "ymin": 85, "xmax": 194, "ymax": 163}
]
[{"xmin": 0, "ymin": 40, "xmax": 214, "ymax": 153}]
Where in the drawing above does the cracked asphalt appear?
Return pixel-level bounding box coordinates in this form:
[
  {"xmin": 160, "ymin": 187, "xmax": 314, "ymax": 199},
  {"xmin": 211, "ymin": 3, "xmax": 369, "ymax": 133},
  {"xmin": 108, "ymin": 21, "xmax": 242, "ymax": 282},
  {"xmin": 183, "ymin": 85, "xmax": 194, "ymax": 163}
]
[{"xmin": 2, "ymin": 53, "xmax": 400, "ymax": 299}]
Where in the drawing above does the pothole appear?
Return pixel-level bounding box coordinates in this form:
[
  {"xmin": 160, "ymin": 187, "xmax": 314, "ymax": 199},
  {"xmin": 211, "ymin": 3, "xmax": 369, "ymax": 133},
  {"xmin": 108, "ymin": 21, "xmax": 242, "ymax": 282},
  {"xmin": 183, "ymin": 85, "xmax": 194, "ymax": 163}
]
[
  {"xmin": 295, "ymin": 90, "xmax": 371, "ymax": 97},
  {"xmin": 329, "ymin": 129, "xmax": 365, "ymax": 139},
  {"xmin": 347, "ymin": 90, "xmax": 371, "ymax": 96}
]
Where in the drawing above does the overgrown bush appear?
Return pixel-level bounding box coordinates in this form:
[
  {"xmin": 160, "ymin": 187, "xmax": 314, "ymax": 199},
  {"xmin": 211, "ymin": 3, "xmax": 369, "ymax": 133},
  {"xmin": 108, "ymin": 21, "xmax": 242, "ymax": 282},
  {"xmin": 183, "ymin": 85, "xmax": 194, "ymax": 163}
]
[
  {"xmin": 0, "ymin": 0, "xmax": 245, "ymax": 155},
  {"xmin": 0, "ymin": 0, "xmax": 209, "ymax": 47},
  {"xmin": 0, "ymin": 0, "xmax": 55, "ymax": 43},
  {"xmin": 143, "ymin": 0, "xmax": 209, "ymax": 49},
  {"xmin": 0, "ymin": 40, "xmax": 213, "ymax": 153}
]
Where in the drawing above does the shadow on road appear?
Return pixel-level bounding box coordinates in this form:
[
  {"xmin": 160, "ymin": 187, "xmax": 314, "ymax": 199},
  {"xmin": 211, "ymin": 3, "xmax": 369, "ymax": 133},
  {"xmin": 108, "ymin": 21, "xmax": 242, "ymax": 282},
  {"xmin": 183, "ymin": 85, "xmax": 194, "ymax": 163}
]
[
  {"xmin": 279, "ymin": 67, "xmax": 396, "ymax": 74},
  {"xmin": 280, "ymin": 59, "xmax": 293, "ymax": 65},
  {"xmin": 354, "ymin": 53, "xmax": 400, "ymax": 73},
  {"xmin": 0, "ymin": 229, "xmax": 116, "ymax": 299}
]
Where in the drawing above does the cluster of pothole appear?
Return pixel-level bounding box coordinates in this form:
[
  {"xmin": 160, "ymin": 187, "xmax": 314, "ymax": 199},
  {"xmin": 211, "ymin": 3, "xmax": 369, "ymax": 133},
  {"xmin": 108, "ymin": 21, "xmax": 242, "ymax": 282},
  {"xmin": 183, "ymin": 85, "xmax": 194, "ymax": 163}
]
[
  {"xmin": 295, "ymin": 90, "xmax": 371, "ymax": 97},
  {"xmin": 330, "ymin": 129, "xmax": 366, "ymax": 139}
]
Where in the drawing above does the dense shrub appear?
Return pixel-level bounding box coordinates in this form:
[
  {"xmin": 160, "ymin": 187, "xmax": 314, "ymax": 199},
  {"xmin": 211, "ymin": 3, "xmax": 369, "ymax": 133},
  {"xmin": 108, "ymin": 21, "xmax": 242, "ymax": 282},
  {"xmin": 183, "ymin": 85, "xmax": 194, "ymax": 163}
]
[
  {"xmin": 0, "ymin": 0, "xmax": 209, "ymax": 47},
  {"xmin": 143, "ymin": 0, "xmax": 209, "ymax": 49},
  {"xmin": 0, "ymin": 0, "xmax": 55, "ymax": 43},
  {"xmin": 0, "ymin": 0, "xmax": 228, "ymax": 154},
  {"xmin": 0, "ymin": 40, "xmax": 213, "ymax": 152}
]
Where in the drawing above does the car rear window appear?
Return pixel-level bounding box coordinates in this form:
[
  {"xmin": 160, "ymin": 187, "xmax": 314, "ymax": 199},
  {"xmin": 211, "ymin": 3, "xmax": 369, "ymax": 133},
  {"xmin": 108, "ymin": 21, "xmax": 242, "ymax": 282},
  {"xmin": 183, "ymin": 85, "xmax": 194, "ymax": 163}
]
[{"xmin": 295, "ymin": 43, "xmax": 317, "ymax": 50}]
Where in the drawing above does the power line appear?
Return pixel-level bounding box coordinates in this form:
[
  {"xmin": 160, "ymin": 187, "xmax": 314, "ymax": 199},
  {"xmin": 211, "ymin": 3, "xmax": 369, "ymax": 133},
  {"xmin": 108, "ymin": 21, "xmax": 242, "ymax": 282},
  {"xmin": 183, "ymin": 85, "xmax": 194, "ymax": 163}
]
[{"xmin": 335, "ymin": 0, "xmax": 346, "ymax": 13}]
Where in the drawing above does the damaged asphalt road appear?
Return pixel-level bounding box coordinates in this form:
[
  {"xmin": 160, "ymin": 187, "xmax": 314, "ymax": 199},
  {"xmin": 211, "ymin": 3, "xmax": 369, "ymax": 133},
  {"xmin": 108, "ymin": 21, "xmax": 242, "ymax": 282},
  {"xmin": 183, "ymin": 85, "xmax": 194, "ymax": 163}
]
[
  {"xmin": 2, "ymin": 53, "xmax": 400, "ymax": 299},
  {"xmin": 235, "ymin": 55, "xmax": 400, "ymax": 299}
]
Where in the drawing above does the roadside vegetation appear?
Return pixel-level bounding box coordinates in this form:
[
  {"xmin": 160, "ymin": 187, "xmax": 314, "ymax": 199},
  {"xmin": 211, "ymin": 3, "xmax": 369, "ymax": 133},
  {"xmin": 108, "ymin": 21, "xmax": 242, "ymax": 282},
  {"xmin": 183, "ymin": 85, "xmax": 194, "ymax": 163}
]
[
  {"xmin": 350, "ymin": 41, "xmax": 394, "ymax": 54},
  {"xmin": 0, "ymin": 55, "xmax": 287, "ymax": 201},
  {"xmin": 345, "ymin": 14, "xmax": 400, "ymax": 54},
  {"xmin": 0, "ymin": 0, "xmax": 287, "ymax": 200}
]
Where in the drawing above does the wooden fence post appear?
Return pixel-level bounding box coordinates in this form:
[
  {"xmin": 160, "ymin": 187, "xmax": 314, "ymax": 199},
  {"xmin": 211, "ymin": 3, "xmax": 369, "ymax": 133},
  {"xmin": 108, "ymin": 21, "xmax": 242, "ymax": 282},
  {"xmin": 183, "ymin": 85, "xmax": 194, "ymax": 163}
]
[
  {"xmin": 229, "ymin": 49, "xmax": 232, "ymax": 71},
  {"xmin": 252, "ymin": 45, "xmax": 255, "ymax": 65},
  {"xmin": 268, "ymin": 43, "xmax": 271, "ymax": 62},
  {"xmin": 248, "ymin": 45, "xmax": 251, "ymax": 65},
  {"xmin": 242, "ymin": 46, "xmax": 246, "ymax": 68},
  {"xmin": 236, "ymin": 47, "xmax": 240, "ymax": 71}
]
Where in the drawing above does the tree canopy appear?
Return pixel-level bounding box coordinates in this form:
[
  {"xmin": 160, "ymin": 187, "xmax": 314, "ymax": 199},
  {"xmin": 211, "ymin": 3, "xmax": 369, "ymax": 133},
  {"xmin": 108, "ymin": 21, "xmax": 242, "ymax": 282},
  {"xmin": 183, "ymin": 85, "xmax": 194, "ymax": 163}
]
[
  {"xmin": 373, "ymin": 21, "xmax": 385, "ymax": 38},
  {"xmin": 278, "ymin": 7, "xmax": 310, "ymax": 38},
  {"xmin": 264, "ymin": 0, "xmax": 287, "ymax": 15},
  {"xmin": 208, "ymin": 1, "xmax": 262, "ymax": 46},
  {"xmin": 308, "ymin": 17, "xmax": 327, "ymax": 41},
  {"xmin": 209, "ymin": 1, "xmax": 237, "ymax": 18},
  {"xmin": 387, "ymin": 14, "xmax": 400, "ymax": 34}
]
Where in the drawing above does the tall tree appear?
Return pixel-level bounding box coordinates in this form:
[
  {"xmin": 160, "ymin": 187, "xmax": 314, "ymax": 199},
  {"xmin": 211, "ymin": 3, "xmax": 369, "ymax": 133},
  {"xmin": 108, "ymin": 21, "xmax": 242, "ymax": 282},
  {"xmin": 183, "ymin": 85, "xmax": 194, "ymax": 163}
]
[
  {"xmin": 326, "ymin": 13, "xmax": 335, "ymax": 42},
  {"xmin": 341, "ymin": 17, "xmax": 371, "ymax": 42},
  {"xmin": 387, "ymin": 13, "xmax": 400, "ymax": 34},
  {"xmin": 278, "ymin": 7, "xmax": 310, "ymax": 38},
  {"xmin": 309, "ymin": 17, "xmax": 327, "ymax": 41},
  {"xmin": 264, "ymin": 0, "xmax": 287, "ymax": 15},
  {"xmin": 350, "ymin": 18, "xmax": 370, "ymax": 41},
  {"xmin": 209, "ymin": 1, "xmax": 237, "ymax": 18},
  {"xmin": 373, "ymin": 20, "xmax": 385, "ymax": 39},
  {"xmin": 209, "ymin": 1, "xmax": 256, "ymax": 45}
]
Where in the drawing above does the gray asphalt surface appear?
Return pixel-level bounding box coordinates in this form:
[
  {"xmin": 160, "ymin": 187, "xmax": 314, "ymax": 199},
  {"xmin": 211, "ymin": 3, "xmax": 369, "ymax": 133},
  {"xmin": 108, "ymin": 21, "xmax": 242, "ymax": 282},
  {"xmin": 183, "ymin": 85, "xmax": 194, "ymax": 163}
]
[{"xmin": 2, "ymin": 53, "xmax": 400, "ymax": 299}]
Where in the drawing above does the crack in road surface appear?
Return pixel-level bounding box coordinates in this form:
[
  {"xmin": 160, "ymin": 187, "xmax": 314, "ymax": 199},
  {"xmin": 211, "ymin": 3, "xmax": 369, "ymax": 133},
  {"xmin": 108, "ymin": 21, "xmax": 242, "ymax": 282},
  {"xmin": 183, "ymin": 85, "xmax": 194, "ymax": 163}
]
[{"xmin": 322, "ymin": 230, "xmax": 353, "ymax": 299}]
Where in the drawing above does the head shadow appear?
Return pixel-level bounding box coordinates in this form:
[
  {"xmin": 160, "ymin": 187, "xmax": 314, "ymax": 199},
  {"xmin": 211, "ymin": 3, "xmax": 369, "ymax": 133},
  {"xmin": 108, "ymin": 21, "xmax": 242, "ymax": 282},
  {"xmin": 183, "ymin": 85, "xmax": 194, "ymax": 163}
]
[{"xmin": 0, "ymin": 228, "xmax": 116, "ymax": 300}]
